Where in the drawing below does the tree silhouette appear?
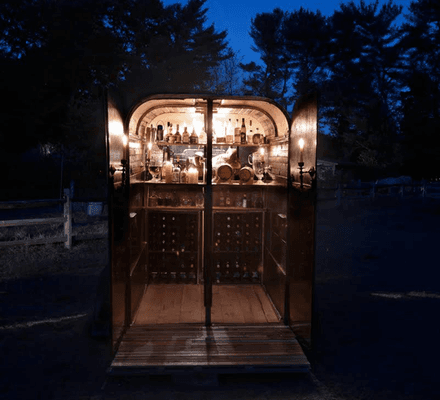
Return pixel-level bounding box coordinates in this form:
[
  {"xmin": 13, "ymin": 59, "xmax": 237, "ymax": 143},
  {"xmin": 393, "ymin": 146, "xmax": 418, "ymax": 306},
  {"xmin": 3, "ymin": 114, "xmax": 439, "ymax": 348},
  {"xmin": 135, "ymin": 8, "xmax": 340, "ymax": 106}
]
[{"xmin": 399, "ymin": 0, "xmax": 440, "ymax": 179}]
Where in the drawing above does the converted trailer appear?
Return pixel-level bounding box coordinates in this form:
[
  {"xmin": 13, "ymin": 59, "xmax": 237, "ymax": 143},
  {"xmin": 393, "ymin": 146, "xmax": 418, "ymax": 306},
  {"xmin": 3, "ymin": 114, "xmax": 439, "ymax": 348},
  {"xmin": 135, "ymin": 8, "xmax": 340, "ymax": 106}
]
[{"xmin": 106, "ymin": 93, "xmax": 317, "ymax": 376}]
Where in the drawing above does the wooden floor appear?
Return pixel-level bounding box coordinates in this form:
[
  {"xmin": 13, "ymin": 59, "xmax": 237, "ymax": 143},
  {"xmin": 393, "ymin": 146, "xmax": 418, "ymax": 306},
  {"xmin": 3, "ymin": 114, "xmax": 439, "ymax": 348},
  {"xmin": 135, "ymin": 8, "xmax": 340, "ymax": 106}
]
[
  {"xmin": 110, "ymin": 324, "xmax": 310, "ymax": 373},
  {"xmin": 133, "ymin": 284, "xmax": 280, "ymax": 325}
]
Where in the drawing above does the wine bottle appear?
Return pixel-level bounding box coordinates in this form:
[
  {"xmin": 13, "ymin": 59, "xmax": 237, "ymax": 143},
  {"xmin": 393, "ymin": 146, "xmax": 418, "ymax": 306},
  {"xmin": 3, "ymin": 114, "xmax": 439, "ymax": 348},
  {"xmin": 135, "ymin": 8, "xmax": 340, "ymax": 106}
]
[
  {"xmin": 174, "ymin": 124, "xmax": 181, "ymax": 143},
  {"xmin": 169, "ymin": 123, "xmax": 175, "ymax": 144},
  {"xmin": 234, "ymin": 119, "xmax": 240, "ymax": 144},
  {"xmin": 240, "ymin": 118, "xmax": 247, "ymax": 144},
  {"xmin": 156, "ymin": 125, "xmax": 164, "ymax": 141},
  {"xmin": 226, "ymin": 118, "xmax": 234, "ymax": 144},
  {"xmin": 190, "ymin": 127, "xmax": 199, "ymax": 144},
  {"xmin": 182, "ymin": 126, "xmax": 190, "ymax": 144},
  {"xmin": 172, "ymin": 156, "xmax": 181, "ymax": 183}
]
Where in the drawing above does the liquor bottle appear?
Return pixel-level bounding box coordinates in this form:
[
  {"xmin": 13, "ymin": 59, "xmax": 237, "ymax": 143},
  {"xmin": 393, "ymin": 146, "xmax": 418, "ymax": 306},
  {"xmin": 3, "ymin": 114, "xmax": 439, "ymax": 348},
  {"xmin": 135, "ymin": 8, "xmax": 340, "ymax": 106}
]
[
  {"xmin": 234, "ymin": 119, "xmax": 241, "ymax": 144},
  {"xmin": 199, "ymin": 127, "xmax": 207, "ymax": 144},
  {"xmin": 162, "ymin": 157, "xmax": 173, "ymax": 184},
  {"xmin": 182, "ymin": 126, "xmax": 190, "ymax": 144},
  {"xmin": 216, "ymin": 122, "xmax": 226, "ymax": 143},
  {"xmin": 174, "ymin": 124, "xmax": 181, "ymax": 143},
  {"xmin": 240, "ymin": 118, "xmax": 247, "ymax": 144},
  {"xmin": 226, "ymin": 119, "xmax": 234, "ymax": 144},
  {"xmin": 190, "ymin": 127, "xmax": 199, "ymax": 144},
  {"xmin": 168, "ymin": 123, "xmax": 175, "ymax": 144},
  {"xmin": 156, "ymin": 125, "xmax": 164, "ymax": 141},
  {"xmin": 242, "ymin": 193, "xmax": 247, "ymax": 208},
  {"xmin": 172, "ymin": 156, "xmax": 181, "ymax": 183},
  {"xmin": 255, "ymin": 127, "xmax": 261, "ymax": 144},
  {"xmin": 180, "ymin": 159, "xmax": 188, "ymax": 183},
  {"xmin": 164, "ymin": 122, "xmax": 171, "ymax": 142},
  {"xmin": 248, "ymin": 120, "xmax": 253, "ymax": 144}
]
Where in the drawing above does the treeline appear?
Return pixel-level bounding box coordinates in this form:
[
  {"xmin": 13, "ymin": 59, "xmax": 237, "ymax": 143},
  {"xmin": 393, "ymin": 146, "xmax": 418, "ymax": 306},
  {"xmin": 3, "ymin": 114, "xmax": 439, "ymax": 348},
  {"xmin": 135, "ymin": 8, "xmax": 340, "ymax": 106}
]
[
  {"xmin": 0, "ymin": 0, "xmax": 438, "ymax": 189},
  {"xmin": 0, "ymin": 0, "xmax": 232, "ymax": 199},
  {"xmin": 241, "ymin": 0, "xmax": 440, "ymax": 179}
]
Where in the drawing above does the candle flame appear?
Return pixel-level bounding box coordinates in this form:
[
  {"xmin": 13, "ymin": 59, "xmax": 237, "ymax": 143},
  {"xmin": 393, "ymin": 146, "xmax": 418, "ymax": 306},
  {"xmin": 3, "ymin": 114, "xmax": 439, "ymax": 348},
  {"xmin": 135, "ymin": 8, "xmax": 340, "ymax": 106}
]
[
  {"xmin": 148, "ymin": 142, "xmax": 153, "ymax": 150},
  {"xmin": 122, "ymin": 135, "xmax": 128, "ymax": 147},
  {"xmin": 299, "ymin": 138, "xmax": 305, "ymax": 150}
]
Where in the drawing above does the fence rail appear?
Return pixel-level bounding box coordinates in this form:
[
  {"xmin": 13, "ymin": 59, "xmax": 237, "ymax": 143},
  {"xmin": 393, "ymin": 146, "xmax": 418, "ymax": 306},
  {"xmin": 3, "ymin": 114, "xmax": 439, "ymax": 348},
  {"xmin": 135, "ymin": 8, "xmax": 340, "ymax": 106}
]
[
  {"xmin": 318, "ymin": 182, "xmax": 440, "ymax": 205},
  {"xmin": 0, "ymin": 189, "xmax": 107, "ymax": 249}
]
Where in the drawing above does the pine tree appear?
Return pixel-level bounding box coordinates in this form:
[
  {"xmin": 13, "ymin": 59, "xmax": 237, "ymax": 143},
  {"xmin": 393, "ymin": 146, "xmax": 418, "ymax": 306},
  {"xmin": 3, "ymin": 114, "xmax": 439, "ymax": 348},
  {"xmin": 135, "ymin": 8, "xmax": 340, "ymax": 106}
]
[
  {"xmin": 399, "ymin": 0, "xmax": 440, "ymax": 179},
  {"xmin": 325, "ymin": 0, "xmax": 404, "ymax": 169}
]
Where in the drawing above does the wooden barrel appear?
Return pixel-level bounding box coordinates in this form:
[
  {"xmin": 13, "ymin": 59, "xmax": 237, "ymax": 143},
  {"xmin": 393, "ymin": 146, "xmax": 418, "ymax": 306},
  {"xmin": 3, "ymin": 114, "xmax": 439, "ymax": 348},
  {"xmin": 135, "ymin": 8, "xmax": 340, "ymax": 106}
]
[
  {"xmin": 238, "ymin": 166, "xmax": 254, "ymax": 184},
  {"xmin": 216, "ymin": 164, "xmax": 234, "ymax": 183}
]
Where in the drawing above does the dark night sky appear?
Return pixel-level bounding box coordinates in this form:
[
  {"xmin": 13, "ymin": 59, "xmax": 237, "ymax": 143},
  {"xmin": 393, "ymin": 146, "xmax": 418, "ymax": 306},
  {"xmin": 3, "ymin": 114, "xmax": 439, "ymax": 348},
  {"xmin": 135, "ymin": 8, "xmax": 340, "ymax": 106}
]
[{"xmin": 163, "ymin": 0, "xmax": 413, "ymax": 64}]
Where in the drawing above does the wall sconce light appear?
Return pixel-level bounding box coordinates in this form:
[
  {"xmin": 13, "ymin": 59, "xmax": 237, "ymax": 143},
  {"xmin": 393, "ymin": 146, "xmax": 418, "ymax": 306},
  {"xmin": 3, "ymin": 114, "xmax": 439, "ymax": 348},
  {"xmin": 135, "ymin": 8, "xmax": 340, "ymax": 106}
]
[{"xmin": 297, "ymin": 138, "xmax": 315, "ymax": 189}]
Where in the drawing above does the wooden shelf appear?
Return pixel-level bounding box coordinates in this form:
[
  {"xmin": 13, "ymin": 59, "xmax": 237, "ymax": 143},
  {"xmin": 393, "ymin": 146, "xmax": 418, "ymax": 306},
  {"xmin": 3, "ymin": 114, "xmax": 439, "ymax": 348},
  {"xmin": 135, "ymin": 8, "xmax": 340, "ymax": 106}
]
[
  {"xmin": 145, "ymin": 206, "xmax": 203, "ymax": 211},
  {"xmin": 212, "ymin": 143, "xmax": 269, "ymax": 147},
  {"xmin": 213, "ymin": 207, "xmax": 264, "ymax": 212}
]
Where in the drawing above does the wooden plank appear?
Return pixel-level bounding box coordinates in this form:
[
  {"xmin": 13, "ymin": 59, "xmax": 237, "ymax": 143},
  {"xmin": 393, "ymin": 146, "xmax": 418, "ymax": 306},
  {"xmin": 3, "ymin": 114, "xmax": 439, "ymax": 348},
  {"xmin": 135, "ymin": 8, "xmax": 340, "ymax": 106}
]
[
  {"xmin": 134, "ymin": 285, "xmax": 163, "ymax": 324},
  {"xmin": 236, "ymin": 285, "xmax": 268, "ymax": 323},
  {"xmin": 0, "ymin": 217, "xmax": 65, "ymax": 227},
  {"xmin": 218, "ymin": 286, "xmax": 245, "ymax": 324},
  {"xmin": 254, "ymin": 286, "xmax": 280, "ymax": 323},
  {"xmin": 211, "ymin": 285, "xmax": 224, "ymax": 324},
  {"xmin": 157, "ymin": 284, "xmax": 184, "ymax": 324},
  {"xmin": 134, "ymin": 284, "xmax": 280, "ymax": 325},
  {"xmin": 180, "ymin": 285, "xmax": 203, "ymax": 323},
  {"xmin": 111, "ymin": 324, "xmax": 310, "ymax": 371}
]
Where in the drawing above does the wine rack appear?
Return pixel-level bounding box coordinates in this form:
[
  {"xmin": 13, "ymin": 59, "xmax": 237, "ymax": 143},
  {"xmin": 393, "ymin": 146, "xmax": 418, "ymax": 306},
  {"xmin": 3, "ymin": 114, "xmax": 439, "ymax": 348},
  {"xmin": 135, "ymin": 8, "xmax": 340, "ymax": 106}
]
[
  {"xmin": 147, "ymin": 211, "xmax": 200, "ymax": 283},
  {"xmin": 212, "ymin": 211, "xmax": 263, "ymax": 284}
]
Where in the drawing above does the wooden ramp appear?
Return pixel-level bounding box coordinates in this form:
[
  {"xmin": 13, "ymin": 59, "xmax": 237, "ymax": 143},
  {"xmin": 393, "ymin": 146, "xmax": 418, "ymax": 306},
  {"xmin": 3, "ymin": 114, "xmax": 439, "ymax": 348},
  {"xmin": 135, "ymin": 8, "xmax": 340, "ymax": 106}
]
[{"xmin": 109, "ymin": 324, "xmax": 310, "ymax": 376}]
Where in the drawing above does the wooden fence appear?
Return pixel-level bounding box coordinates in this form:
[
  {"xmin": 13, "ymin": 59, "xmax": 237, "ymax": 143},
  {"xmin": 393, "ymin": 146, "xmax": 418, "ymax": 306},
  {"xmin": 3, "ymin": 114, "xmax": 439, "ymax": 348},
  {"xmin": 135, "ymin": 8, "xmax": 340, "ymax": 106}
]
[
  {"xmin": 0, "ymin": 189, "xmax": 107, "ymax": 250},
  {"xmin": 318, "ymin": 182, "xmax": 440, "ymax": 206}
]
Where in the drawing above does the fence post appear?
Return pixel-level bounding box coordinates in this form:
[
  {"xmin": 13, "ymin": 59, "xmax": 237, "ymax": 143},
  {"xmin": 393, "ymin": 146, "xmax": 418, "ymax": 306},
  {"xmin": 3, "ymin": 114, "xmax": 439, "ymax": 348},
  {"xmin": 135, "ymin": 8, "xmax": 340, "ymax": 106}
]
[{"xmin": 64, "ymin": 188, "xmax": 72, "ymax": 249}]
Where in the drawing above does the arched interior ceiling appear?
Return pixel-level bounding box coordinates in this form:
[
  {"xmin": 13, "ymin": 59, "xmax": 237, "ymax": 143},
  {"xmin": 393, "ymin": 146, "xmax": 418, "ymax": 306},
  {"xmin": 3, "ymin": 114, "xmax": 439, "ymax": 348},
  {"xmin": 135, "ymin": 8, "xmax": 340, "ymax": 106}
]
[{"xmin": 128, "ymin": 95, "xmax": 291, "ymax": 140}]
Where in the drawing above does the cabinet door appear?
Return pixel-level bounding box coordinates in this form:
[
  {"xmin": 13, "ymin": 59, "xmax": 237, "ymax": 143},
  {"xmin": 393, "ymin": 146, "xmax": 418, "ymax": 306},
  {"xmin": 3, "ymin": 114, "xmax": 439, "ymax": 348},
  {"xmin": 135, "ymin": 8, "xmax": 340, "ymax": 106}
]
[
  {"xmin": 107, "ymin": 94, "xmax": 145, "ymax": 344},
  {"xmin": 287, "ymin": 93, "xmax": 318, "ymax": 347}
]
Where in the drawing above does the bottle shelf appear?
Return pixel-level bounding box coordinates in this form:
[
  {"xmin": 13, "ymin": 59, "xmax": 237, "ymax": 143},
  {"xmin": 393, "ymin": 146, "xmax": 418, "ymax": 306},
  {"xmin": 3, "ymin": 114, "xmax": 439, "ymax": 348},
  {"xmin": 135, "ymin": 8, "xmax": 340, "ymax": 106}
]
[
  {"xmin": 146, "ymin": 206, "xmax": 204, "ymax": 211},
  {"xmin": 212, "ymin": 143, "xmax": 269, "ymax": 147},
  {"xmin": 155, "ymin": 141, "xmax": 206, "ymax": 147},
  {"xmin": 213, "ymin": 207, "xmax": 264, "ymax": 211},
  {"xmin": 149, "ymin": 251, "xmax": 197, "ymax": 254},
  {"xmin": 213, "ymin": 250, "xmax": 261, "ymax": 254}
]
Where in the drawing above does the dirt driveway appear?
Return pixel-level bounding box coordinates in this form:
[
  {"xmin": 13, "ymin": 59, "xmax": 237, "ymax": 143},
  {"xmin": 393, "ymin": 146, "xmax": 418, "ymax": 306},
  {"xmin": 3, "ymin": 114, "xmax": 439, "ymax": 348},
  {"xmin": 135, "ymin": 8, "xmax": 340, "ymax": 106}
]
[{"xmin": 1, "ymin": 198, "xmax": 439, "ymax": 399}]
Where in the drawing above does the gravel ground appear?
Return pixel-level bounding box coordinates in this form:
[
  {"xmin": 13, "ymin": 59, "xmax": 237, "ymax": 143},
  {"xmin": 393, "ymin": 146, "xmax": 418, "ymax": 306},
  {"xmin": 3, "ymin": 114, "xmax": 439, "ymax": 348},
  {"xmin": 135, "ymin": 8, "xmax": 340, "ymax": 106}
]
[{"xmin": 1, "ymin": 197, "xmax": 439, "ymax": 399}]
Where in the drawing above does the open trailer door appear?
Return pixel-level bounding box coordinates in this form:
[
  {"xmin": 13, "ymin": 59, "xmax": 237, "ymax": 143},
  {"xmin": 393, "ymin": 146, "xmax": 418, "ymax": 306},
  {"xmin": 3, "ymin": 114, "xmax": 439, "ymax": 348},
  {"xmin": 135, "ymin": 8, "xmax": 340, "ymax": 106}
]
[
  {"xmin": 287, "ymin": 93, "xmax": 318, "ymax": 349},
  {"xmin": 107, "ymin": 92, "xmax": 146, "ymax": 351}
]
